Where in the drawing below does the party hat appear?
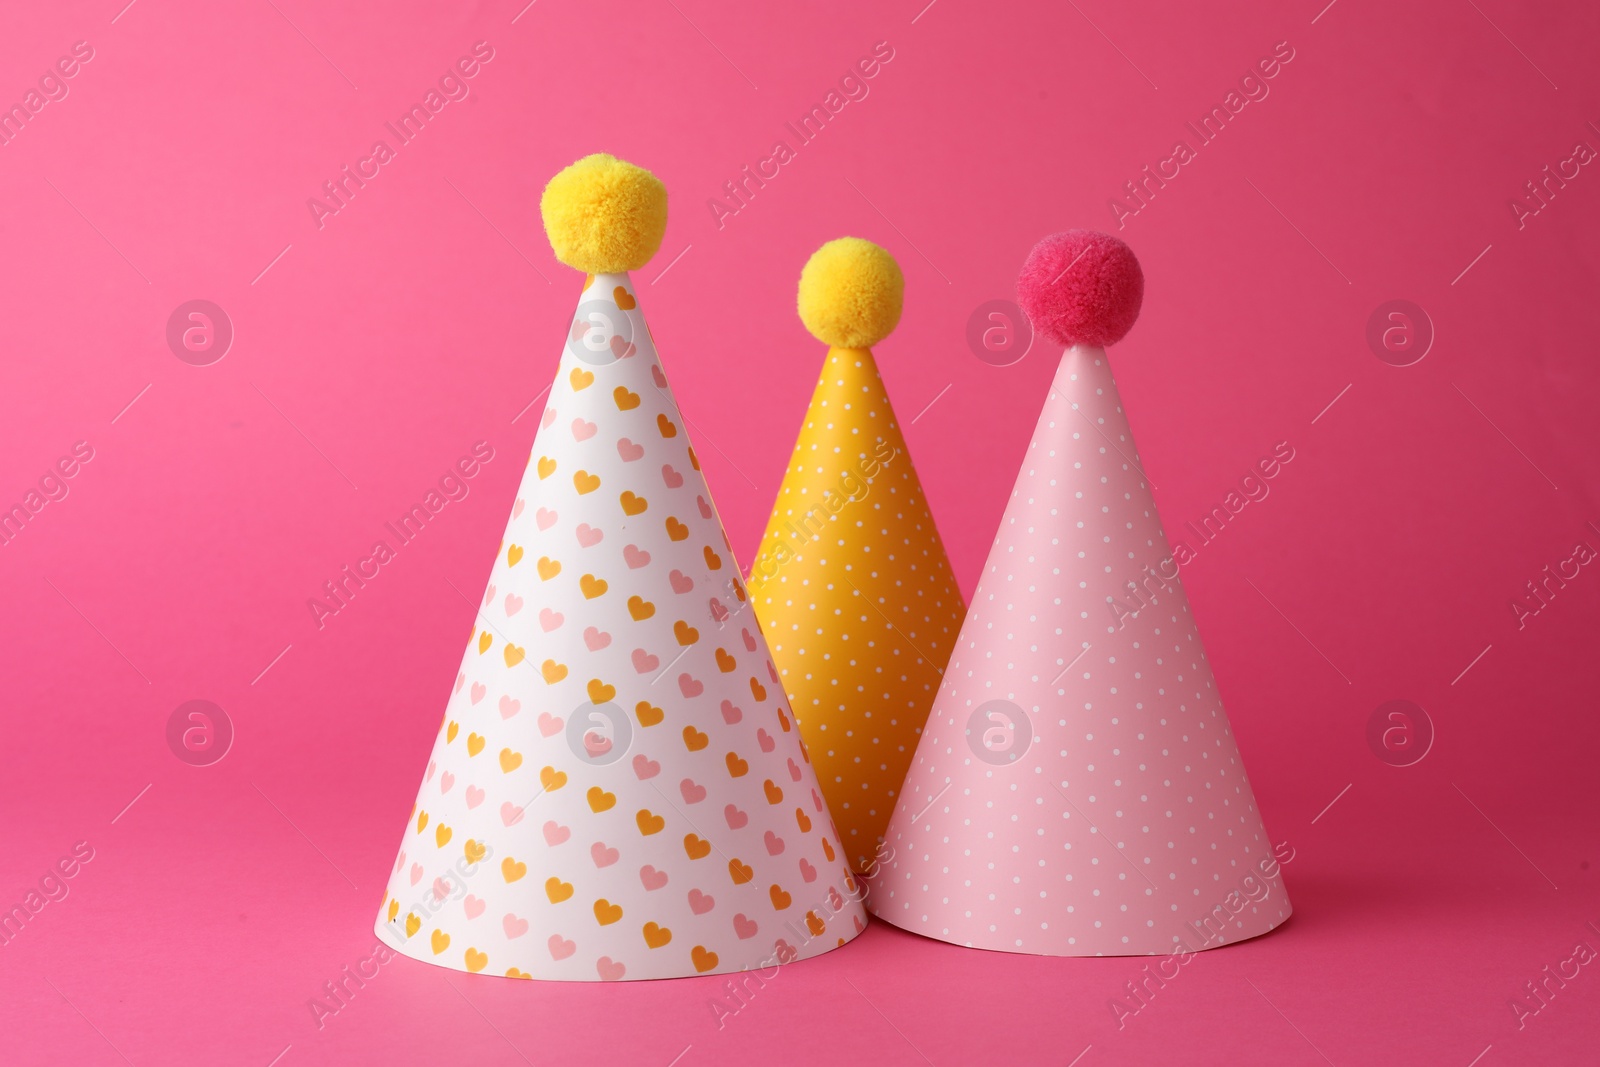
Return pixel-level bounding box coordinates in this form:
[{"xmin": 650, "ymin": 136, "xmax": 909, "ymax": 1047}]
[
  {"xmin": 746, "ymin": 238, "xmax": 966, "ymax": 874},
  {"xmin": 868, "ymin": 231, "xmax": 1289, "ymax": 957},
  {"xmin": 375, "ymin": 154, "xmax": 866, "ymax": 981}
]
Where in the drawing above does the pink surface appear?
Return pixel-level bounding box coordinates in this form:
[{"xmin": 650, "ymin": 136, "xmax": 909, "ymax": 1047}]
[{"xmin": 0, "ymin": 0, "xmax": 1596, "ymax": 1064}]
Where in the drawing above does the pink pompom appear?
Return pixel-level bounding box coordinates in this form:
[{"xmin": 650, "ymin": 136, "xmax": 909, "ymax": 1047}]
[{"xmin": 1016, "ymin": 231, "xmax": 1144, "ymax": 348}]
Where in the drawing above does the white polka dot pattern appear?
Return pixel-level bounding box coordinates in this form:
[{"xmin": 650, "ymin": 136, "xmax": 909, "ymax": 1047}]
[
  {"xmin": 747, "ymin": 346, "xmax": 966, "ymax": 874},
  {"xmin": 868, "ymin": 346, "xmax": 1290, "ymax": 957}
]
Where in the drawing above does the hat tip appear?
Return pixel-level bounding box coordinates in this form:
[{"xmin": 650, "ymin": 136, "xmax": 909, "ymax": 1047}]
[
  {"xmin": 797, "ymin": 237, "xmax": 904, "ymax": 349},
  {"xmin": 1017, "ymin": 230, "xmax": 1143, "ymax": 348},
  {"xmin": 540, "ymin": 154, "xmax": 668, "ymax": 274}
]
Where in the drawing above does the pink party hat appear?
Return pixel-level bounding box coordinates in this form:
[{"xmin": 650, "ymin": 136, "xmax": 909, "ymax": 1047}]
[
  {"xmin": 374, "ymin": 154, "xmax": 865, "ymax": 981},
  {"xmin": 868, "ymin": 231, "xmax": 1290, "ymax": 957}
]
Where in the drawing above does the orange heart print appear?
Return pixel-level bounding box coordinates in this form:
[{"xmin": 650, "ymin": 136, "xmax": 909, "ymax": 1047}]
[
  {"xmin": 747, "ymin": 238, "xmax": 966, "ymax": 874},
  {"xmin": 374, "ymin": 156, "xmax": 865, "ymax": 982}
]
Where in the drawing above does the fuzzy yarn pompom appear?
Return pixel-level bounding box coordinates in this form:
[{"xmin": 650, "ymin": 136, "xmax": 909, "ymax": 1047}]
[
  {"xmin": 541, "ymin": 154, "xmax": 668, "ymax": 273},
  {"xmin": 1017, "ymin": 230, "xmax": 1143, "ymax": 348}
]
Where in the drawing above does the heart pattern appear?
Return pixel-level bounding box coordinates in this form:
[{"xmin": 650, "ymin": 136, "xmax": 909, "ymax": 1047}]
[{"xmin": 376, "ymin": 273, "xmax": 865, "ymax": 981}]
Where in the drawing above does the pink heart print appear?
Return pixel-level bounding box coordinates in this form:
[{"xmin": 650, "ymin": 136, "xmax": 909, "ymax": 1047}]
[{"xmin": 374, "ymin": 271, "xmax": 865, "ymax": 981}]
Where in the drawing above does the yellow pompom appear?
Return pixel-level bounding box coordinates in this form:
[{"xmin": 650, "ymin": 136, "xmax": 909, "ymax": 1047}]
[
  {"xmin": 797, "ymin": 238, "xmax": 903, "ymax": 348},
  {"xmin": 540, "ymin": 154, "xmax": 667, "ymax": 273}
]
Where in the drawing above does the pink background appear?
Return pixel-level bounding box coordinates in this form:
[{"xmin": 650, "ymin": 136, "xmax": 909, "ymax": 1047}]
[{"xmin": 1, "ymin": 0, "xmax": 1597, "ymax": 1064}]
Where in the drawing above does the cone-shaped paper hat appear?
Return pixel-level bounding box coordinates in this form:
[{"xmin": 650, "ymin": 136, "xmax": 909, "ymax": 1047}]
[
  {"xmin": 868, "ymin": 232, "xmax": 1289, "ymax": 956},
  {"xmin": 375, "ymin": 155, "xmax": 865, "ymax": 981},
  {"xmin": 747, "ymin": 239, "xmax": 966, "ymax": 874}
]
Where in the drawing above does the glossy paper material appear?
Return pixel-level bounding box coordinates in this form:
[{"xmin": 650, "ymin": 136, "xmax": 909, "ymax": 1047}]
[
  {"xmin": 870, "ymin": 345, "xmax": 1289, "ymax": 956},
  {"xmin": 376, "ymin": 275, "xmax": 866, "ymax": 980},
  {"xmin": 747, "ymin": 346, "xmax": 965, "ymax": 873}
]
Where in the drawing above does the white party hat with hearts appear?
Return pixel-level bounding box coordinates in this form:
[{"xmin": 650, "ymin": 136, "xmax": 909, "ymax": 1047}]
[
  {"xmin": 375, "ymin": 154, "xmax": 866, "ymax": 981},
  {"xmin": 868, "ymin": 231, "xmax": 1289, "ymax": 957}
]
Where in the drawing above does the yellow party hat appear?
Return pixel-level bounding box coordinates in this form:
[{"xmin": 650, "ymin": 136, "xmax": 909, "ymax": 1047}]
[{"xmin": 747, "ymin": 238, "xmax": 966, "ymax": 874}]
